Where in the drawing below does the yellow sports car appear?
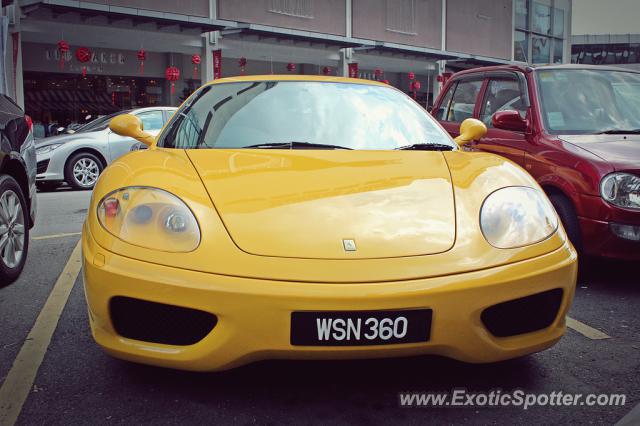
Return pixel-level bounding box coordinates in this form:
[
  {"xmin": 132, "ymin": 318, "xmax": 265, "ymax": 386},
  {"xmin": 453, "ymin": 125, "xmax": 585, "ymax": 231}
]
[{"xmin": 82, "ymin": 75, "xmax": 577, "ymax": 372}]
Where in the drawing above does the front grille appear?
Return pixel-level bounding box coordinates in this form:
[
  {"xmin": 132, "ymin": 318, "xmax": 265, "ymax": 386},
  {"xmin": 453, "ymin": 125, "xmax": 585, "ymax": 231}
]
[
  {"xmin": 109, "ymin": 296, "xmax": 217, "ymax": 345},
  {"xmin": 481, "ymin": 289, "xmax": 564, "ymax": 337},
  {"xmin": 36, "ymin": 159, "xmax": 49, "ymax": 174}
]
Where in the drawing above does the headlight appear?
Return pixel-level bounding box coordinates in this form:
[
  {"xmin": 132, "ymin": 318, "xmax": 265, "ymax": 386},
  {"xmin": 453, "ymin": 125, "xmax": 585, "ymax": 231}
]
[
  {"xmin": 480, "ymin": 186, "xmax": 558, "ymax": 249},
  {"xmin": 35, "ymin": 143, "xmax": 62, "ymax": 155},
  {"xmin": 600, "ymin": 172, "xmax": 640, "ymax": 209},
  {"xmin": 97, "ymin": 187, "xmax": 200, "ymax": 252}
]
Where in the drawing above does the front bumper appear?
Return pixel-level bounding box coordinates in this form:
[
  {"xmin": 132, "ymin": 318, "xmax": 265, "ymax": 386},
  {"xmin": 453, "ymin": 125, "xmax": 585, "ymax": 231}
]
[
  {"xmin": 579, "ymin": 216, "xmax": 640, "ymax": 260},
  {"xmin": 82, "ymin": 227, "xmax": 577, "ymax": 372},
  {"xmin": 35, "ymin": 151, "xmax": 65, "ymax": 182}
]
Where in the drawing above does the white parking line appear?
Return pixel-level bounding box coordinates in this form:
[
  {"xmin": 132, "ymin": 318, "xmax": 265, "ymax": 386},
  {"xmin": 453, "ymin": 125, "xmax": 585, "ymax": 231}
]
[
  {"xmin": 0, "ymin": 241, "xmax": 82, "ymax": 426},
  {"xmin": 32, "ymin": 232, "xmax": 82, "ymax": 241},
  {"xmin": 566, "ymin": 316, "xmax": 611, "ymax": 340}
]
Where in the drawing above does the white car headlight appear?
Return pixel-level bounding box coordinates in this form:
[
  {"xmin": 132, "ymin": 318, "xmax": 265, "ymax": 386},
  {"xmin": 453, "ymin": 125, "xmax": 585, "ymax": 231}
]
[
  {"xmin": 600, "ymin": 172, "xmax": 640, "ymax": 210},
  {"xmin": 35, "ymin": 143, "xmax": 62, "ymax": 155},
  {"xmin": 480, "ymin": 186, "xmax": 558, "ymax": 249},
  {"xmin": 97, "ymin": 187, "xmax": 200, "ymax": 252}
]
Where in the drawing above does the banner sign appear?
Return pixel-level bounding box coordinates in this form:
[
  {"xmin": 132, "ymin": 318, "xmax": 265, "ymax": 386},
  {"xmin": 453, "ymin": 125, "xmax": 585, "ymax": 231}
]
[
  {"xmin": 213, "ymin": 49, "xmax": 222, "ymax": 80},
  {"xmin": 348, "ymin": 62, "xmax": 358, "ymax": 79}
]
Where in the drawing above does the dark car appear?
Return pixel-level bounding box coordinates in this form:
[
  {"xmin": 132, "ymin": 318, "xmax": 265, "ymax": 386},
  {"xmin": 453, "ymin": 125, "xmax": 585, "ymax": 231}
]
[
  {"xmin": 0, "ymin": 95, "xmax": 37, "ymax": 285},
  {"xmin": 432, "ymin": 64, "xmax": 639, "ymax": 260}
]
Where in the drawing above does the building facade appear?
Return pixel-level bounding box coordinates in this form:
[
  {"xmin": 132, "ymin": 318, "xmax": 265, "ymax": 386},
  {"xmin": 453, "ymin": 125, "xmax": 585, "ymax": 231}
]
[
  {"xmin": 2, "ymin": 0, "xmax": 572, "ymax": 130},
  {"xmin": 570, "ymin": 0, "xmax": 640, "ymax": 71}
]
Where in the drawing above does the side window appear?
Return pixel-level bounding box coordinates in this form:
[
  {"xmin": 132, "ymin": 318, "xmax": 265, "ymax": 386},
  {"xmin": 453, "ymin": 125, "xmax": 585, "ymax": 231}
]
[
  {"xmin": 136, "ymin": 111, "xmax": 164, "ymax": 131},
  {"xmin": 434, "ymin": 82, "xmax": 456, "ymax": 121},
  {"xmin": 447, "ymin": 80, "xmax": 482, "ymax": 122},
  {"xmin": 479, "ymin": 79, "xmax": 527, "ymax": 127}
]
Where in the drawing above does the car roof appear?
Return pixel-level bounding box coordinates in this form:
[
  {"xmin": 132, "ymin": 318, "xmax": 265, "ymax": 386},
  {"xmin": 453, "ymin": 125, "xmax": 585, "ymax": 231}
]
[
  {"xmin": 205, "ymin": 75, "xmax": 389, "ymax": 87},
  {"xmin": 450, "ymin": 63, "xmax": 640, "ymax": 79}
]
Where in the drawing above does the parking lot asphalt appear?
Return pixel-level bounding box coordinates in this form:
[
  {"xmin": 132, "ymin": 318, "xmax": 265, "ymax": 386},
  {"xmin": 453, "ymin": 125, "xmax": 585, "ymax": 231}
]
[{"xmin": 0, "ymin": 188, "xmax": 638, "ymax": 425}]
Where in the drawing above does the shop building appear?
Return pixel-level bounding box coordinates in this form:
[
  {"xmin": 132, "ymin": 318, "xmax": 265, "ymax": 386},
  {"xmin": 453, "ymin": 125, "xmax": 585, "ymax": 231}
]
[{"xmin": 2, "ymin": 0, "xmax": 572, "ymax": 130}]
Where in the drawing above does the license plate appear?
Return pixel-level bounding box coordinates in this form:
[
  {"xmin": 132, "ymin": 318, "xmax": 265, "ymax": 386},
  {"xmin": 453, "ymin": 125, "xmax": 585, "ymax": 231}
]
[{"xmin": 290, "ymin": 309, "xmax": 432, "ymax": 346}]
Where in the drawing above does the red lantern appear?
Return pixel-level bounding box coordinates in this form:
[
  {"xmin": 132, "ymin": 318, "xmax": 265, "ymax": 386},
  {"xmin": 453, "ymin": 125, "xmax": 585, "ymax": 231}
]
[
  {"xmin": 382, "ymin": 79, "xmax": 390, "ymax": 85},
  {"xmin": 238, "ymin": 57, "xmax": 247, "ymax": 75},
  {"xmin": 57, "ymin": 40, "xmax": 69, "ymax": 70},
  {"xmin": 137, "ymin": 49, "xmax": 146, "ymax": 75},
  {"xmin": 408, "ymin": 71, "xmax": 415, "ymax": 80},
  {"xmin": 75, "ymin": 47, "xmax": 91, "ymax": 77},
  {"xmin": 374, "ymin": 67, "xmax": 383, "ymax": 80},
  {"xmin": 191, "ymin": 54, "xmax": 201, "ymax": 79},
  {"xmin": 322, "ymin": 66, "xmax": 331, "ymax": 76},
  {"xmin": 410, "ymin": 80, "xmax": 421, "ymax": 99},
  {"xmin": 286, "ymin": 62, "xmax": 296, "ymax": 72},
  {"xmin": 165, "ymin": 66, "xmax": 180, "ymax": 94}
]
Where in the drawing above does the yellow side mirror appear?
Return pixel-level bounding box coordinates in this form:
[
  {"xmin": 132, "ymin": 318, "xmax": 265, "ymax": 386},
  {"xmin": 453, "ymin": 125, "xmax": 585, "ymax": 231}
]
[
  {"xmin": 109, "ymin": 114, "xmax": 156, "ymax": 147},
  {"xmin": 454, "ymin": 118, "xmax": 487, "ymax": 147}
]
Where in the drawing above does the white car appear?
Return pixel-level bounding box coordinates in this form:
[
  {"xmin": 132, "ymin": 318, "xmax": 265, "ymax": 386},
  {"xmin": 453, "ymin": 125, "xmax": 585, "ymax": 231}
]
[{"xmin": 35, "ymin": 107, "xmax": 176, "ymax": 190}]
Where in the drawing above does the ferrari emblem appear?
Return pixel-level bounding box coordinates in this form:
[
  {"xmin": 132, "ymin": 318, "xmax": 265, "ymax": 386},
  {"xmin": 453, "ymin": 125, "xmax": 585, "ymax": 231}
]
[{"xmin": 343, "ymin": 239, "xmax": 357, "ymax": 251}]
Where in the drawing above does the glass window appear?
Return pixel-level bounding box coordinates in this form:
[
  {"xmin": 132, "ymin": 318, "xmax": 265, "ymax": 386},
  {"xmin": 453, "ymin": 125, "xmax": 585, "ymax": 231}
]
[
  {"xmin": 514, "ymin": 31, "xmax": 529, "ymax": 62},
  {"xmin": 136, "ymin": 110, "xmax": 164, "ymax": 131},
  {"xmin": 515, "ymin": 0, "xmax": 528, "ymax": 29},
  {"xmin": 480, "ymin": 79, "xmax": 527, "ymax": 127},
  {"xmin": 433, "ymin": 82, "xmax": 456, "ymax": 121},
  {"xmin": 445, "ymin": 80, "xmax": 482, "ymax": 123},
  {"xmin": 536, "ymin": 69, "xmax": 640, "ymax": 134},
  {"xmin": 532, "ymin": 2, "xmax": 551, "ymax": 35},
  {"xmin": 553, "ymin": 40, "xmax": 564, "ymax": 64},
  {"xmin": 532, "ymin": 35, "xmax": 551, "ymax": 63},
  {"xmin": 161, "ymin": 81, "xmax": 455, "ymax": 150},
  {"xmin": 553, "ymin": 8, "xmax": 564, "ymax": 37}
]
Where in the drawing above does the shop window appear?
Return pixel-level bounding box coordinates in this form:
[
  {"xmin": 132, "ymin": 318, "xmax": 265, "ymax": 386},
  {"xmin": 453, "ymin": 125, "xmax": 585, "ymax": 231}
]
[
  {"xmin": 446, "ymin": 80, "xmax": 482, "ymax": 123},
  {"xmin": 553, "ymin": 40, "xmax": 564, "ymax": 64},
  {"xmin": 268, "ymin": 0, "xmax": 314, "ymax": 18},
  {"xmin": 480, "ymin": 79, "xmax": 527, "ymax": 127},
  {"xmin": 514, "ymin": 31, "xmax": 529, "ymax": 62},
  {"xmin": 532, "ymin": 35, "xmax": 551, "ymax": 64},
  {"xmin": 386, "ymin": 0, "xmax": 416, "ymax": 35},
  {"xmin": 532, "ymin": 2, "xmax": 551, "ymax": 35},
  {"xmin": 553, "ymin": 8, "xmax": 564, "ymax": 37},
  {"xmin": 515, "ymin": 0, "xmax": 529, "ymax": 30}
]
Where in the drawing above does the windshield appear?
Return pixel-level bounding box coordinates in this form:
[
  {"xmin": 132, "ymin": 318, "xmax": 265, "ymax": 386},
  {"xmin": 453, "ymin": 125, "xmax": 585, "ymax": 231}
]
[
  {"xmin": 536, "ymin": 69, "xmax": 640, "ymax": 134},
  {"xmin": 75, "ymin": 110, "xmax": 132, "ymax": 133},
  {"xmin": 159, "ymin": 81, "xmax": 455, "ymax": 150}
]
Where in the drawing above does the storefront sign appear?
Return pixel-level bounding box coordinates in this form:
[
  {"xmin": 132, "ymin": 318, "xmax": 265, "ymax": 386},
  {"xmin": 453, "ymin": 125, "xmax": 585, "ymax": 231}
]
[
  {"xmin": 213, "ymin": 49, "xmax": 222, "ymax": 79},
  {"xmin": 45, "ymin": 48, "xmax": 126, "ymax": 66},
  {"xmin": 348, "ymin": 62, "xmax": 358, "ymax": 78}
]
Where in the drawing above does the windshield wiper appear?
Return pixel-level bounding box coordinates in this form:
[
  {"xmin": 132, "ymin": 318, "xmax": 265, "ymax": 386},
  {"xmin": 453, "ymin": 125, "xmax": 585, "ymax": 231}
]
[
  {"xmin": 394, "ymin": 143, "xmax": 454, "ymax": 151},
  {"xmin": 242, "ymin": 141, "xmax": 353, "ymax": 150},
  {"xmin": 597, "ymin": 129, "xmax": 640, "ymax": 135}
]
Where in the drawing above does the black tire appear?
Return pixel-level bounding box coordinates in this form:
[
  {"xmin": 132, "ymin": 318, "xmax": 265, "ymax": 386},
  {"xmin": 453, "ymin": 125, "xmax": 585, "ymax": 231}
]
[
  {"xmin": 0, "ymin": 174, "xmax": 29, "ymax": 287},
  {"xmin": 64, "ymin": 152, "xmax": 104, "ymax": 190},
  {"xmin": 549, "ymin": 193, "xmax": 582, "ymax": 254}
]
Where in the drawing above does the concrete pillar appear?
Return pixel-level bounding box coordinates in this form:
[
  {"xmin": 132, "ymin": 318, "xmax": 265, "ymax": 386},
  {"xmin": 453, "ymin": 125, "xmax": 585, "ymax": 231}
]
[
  {"xmin": 201, "ymin": 34, "xmax": 213, "ymax": 83},
  {"xmin": 339, "ymin": 48, "xmax": 353, "ymax": 77}
]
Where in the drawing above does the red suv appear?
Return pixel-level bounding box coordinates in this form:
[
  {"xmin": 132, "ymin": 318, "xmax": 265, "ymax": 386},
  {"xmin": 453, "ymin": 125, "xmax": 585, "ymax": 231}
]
[{"xmin": 432, "ymin": 64, "xmax": 639, "ymax": 260}]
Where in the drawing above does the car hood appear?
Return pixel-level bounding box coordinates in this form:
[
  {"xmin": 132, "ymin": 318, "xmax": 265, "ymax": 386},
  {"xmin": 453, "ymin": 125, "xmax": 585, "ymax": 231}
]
[
  {"xmin": 187, "ymin": 150, "xmax": 456, "ymax": 260},
  {"xmin": 35, "ymin": 131, "xmax": 102, "ymax": 147},
  {"xmin": 559, "ymin": 134, "xmax": 640, "ymax": 171}
]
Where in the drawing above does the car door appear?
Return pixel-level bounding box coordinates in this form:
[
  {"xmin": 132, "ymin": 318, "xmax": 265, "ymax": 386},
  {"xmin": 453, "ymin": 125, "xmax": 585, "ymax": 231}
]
[
  {"xmin": 107, "ymin": 110, "xmax": 165, "ymax": 161},
  {"xmin": 470, "ymin": 76, "xmax": 529, "ymax": 166},
  {"xmin": 433, "ymin": 78, "xmax": 483, "ymax": 139}
]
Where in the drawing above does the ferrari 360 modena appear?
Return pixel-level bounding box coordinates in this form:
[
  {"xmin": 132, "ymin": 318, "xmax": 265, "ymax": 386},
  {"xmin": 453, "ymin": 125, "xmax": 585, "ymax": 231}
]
[{"xmin": 81, "ymin": 75, "xmax": 577, "ymax": 371}]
